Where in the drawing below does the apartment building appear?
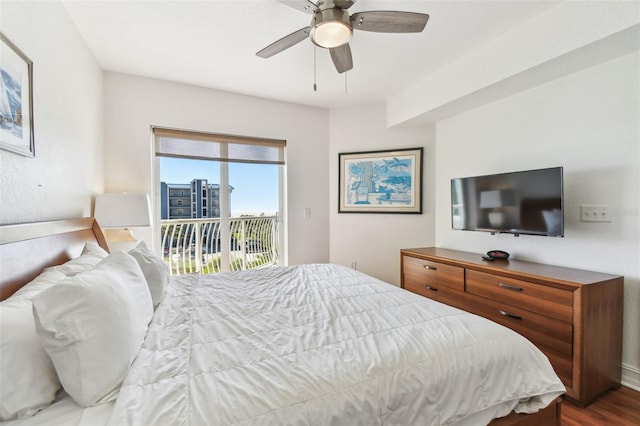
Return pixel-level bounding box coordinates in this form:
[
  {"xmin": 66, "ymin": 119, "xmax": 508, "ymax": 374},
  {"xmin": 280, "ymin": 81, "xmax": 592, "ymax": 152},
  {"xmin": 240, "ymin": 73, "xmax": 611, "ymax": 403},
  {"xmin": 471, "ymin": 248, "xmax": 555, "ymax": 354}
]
[{"xmin": 160, "ymin": 179, "xmax": 233, "ymax": 220}]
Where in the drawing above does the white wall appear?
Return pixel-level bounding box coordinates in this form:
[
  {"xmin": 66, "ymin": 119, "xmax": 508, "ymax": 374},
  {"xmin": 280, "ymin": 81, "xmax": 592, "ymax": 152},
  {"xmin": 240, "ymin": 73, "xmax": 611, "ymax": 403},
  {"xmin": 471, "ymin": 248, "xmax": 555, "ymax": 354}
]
[
  {"xmin": 103, "ymin": 72, "xmax": 330, "ymax": 265},
  {"xmin": 434, "ymin": 52, "xmax": 640, "ymax": 387},
  {"xmin": 0, "ymin": 1, "xmax": 104, "ymax": 224},
  {"xmin": 329, "ymin": 103, "xmax": 436, "ymax": 285}
]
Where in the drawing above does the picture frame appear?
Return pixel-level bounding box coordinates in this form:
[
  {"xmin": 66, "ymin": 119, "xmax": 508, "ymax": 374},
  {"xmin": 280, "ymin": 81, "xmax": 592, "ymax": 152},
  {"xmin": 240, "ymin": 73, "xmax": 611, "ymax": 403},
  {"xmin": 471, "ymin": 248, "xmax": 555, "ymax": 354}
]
[
  {"xmin": 339, "ymin": 147, "xmax": 423, "ymax": 214},
  {"xmin": 0, "ymin": 32, "xmax": 34, "ymax": 157}
]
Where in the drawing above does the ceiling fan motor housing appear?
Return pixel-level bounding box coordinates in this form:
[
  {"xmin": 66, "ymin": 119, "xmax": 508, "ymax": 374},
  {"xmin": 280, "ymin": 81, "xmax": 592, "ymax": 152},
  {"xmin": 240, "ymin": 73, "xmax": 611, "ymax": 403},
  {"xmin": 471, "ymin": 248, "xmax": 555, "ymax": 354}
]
[{"xmin": 310, "ymin": 8, "xmax": 353, "ymax": 48}]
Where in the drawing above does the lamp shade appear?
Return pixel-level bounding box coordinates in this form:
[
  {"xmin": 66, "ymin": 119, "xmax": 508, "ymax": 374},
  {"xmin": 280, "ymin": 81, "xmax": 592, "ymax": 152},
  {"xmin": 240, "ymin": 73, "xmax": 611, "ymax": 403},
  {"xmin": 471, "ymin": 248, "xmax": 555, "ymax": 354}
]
[{"xmin": 94, "ymin": 193, "xmax": 152, "ymax": 229}]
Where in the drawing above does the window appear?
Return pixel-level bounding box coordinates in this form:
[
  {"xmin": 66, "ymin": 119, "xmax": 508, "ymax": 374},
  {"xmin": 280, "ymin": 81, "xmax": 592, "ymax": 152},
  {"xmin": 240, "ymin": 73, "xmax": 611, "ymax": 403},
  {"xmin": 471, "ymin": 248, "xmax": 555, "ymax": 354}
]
[{"xmin": 153, "ymin": 127, "xmax": 285, "ymax": 274}]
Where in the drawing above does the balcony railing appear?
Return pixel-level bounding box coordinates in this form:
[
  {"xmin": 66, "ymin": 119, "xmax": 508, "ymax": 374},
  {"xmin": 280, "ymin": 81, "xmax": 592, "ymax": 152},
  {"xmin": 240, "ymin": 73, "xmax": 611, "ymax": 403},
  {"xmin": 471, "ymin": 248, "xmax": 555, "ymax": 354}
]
[{"xmin": 160, "ymin": 215, "xmax": 279, "ymax": 275}]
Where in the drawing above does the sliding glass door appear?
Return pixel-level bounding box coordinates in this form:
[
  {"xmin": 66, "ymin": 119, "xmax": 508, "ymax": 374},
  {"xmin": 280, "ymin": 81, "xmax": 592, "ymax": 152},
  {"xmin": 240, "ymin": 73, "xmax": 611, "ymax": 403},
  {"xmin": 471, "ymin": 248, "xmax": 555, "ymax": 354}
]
[{"xmin": 153, "ymin": 128, "xmax": 285, "ymax": 274}]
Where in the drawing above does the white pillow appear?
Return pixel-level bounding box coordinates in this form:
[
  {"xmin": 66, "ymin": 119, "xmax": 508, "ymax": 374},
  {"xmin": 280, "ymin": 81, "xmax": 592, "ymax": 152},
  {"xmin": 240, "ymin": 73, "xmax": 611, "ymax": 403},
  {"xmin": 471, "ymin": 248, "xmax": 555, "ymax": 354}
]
[
  {"xmin": 0, "ymin": 270, "xmax": 66, "ymax": 421},
  {"xmin": 45, "ymin": 241, "xmax": 108, "ymax": 276},
  {"xmin": 32, "ymin": 251, "xmax": 153, "ymax": 407},
  {"xmin": 128, "ymin": 241, "xmax": 169, "ymax": 308}
]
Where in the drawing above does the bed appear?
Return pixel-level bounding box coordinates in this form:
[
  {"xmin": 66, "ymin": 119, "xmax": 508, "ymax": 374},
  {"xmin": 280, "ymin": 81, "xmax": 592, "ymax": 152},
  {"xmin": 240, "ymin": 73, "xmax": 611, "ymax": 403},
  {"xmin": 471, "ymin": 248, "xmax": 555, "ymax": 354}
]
[{"xmin": 0, "ymin": 218, "xmax": 564, "ymax": 425}]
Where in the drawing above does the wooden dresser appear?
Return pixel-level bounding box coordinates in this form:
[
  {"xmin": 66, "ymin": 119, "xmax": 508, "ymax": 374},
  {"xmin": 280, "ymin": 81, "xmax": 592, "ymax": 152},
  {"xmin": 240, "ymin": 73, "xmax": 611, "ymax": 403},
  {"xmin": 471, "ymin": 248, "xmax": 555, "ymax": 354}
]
[{"xmin": 400, "ymin": 247, "xmax": 623, "ymax": 406}]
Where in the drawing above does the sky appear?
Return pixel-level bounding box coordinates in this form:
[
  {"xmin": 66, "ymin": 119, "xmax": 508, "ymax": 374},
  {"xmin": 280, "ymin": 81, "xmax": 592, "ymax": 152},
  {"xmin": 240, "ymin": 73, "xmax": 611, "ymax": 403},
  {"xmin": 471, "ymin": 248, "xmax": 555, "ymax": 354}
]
[{"xmin": 160, "ymin": 157, "xmax": 279, "ymax": 217}]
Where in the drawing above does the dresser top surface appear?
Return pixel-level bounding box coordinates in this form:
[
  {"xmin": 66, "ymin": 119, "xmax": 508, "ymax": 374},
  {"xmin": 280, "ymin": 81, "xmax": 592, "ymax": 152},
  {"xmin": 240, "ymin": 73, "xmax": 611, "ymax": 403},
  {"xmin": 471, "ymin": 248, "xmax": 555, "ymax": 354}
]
[{"xmin": 401, "ymin": 247, "xmax": 623, "ymax": 286}]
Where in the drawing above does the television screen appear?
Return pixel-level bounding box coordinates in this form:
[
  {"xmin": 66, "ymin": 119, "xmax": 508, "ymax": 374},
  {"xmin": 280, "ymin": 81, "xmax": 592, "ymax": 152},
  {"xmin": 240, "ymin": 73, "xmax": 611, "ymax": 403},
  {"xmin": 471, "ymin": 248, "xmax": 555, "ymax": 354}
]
[{"xmin": 451, "ymin": 167, "xmax": 563, "ymax": 237}]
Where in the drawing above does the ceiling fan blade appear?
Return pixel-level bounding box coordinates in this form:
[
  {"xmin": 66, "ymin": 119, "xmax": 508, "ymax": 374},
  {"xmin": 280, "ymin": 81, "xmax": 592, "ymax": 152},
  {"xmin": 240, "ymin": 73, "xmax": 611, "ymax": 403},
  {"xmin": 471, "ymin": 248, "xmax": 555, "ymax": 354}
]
[
  {"xmin": 256, "ymin": 27, "xmax": 310, "ymax": 58},
  {"xmin": 279, "ymin": 0, "xmax": 319, "ymax": 14},
  {"xmin": 351, "ymin": 11, "xmax": 429, "ymax": 33},
  {"xmin": 330, "ymin": 43, "xmax": 353, "ymax": 74},
  {"xmin": 333, "ymin": 0, "xmax": 358, "ymax": 9}
]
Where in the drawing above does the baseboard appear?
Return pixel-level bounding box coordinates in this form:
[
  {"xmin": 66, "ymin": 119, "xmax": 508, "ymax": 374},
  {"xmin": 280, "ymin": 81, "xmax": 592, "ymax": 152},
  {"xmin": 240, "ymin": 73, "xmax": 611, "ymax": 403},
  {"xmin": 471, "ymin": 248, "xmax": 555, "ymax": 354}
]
[{"xmin": 621, "ymin": 363, "xmax": 640, "ymax": 392}]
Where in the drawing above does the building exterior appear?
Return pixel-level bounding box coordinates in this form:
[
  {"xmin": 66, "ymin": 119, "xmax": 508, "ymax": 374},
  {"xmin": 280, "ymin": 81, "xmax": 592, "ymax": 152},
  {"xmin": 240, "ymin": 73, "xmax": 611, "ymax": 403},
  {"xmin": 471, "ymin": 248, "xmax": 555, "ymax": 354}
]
[{"xmin": 160, "ymin": 179, "xmax": 233, "ymax": 220}]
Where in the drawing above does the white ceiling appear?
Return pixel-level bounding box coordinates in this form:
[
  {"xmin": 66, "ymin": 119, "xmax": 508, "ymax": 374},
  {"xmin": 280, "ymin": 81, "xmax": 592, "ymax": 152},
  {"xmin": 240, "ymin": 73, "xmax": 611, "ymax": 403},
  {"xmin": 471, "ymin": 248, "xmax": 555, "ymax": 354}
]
[{"xmin": 62, "ymin": 1, "xmax": 560, "ymax": 109}]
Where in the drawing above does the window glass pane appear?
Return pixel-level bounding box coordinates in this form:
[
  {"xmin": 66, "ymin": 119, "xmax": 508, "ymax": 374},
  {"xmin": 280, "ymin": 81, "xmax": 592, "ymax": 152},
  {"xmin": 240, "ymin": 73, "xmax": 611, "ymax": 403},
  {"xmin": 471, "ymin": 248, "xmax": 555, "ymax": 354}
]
[
  {"xmin": 229, "ymin": 162, "xmax": 279, "ymax": 217},
  {"xmin": 156, "ymin": 131, "xmax": 283, "ymax": 275}
]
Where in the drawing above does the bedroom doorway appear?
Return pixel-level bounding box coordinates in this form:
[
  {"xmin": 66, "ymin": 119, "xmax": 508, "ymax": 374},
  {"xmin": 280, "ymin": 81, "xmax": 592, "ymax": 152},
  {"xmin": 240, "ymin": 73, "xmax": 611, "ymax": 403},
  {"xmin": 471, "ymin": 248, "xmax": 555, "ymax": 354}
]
[{"xmin": 152, "ymin": 127, "xmax": 286, "ymax": 274}]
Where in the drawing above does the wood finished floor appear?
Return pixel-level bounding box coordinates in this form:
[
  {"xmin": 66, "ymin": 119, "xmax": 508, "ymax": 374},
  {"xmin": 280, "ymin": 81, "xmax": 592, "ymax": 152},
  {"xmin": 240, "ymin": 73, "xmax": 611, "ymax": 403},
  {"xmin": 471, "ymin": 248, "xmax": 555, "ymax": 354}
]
[{"xmin": 561, "ymin": 386, "xmax": 640, "ymax": 426}]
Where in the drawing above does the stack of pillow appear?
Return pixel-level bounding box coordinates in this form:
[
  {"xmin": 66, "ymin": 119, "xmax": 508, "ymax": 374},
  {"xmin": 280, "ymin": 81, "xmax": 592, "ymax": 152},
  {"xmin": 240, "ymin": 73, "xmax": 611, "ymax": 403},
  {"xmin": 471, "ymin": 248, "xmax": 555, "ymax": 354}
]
[{"xmin": 0, "ymin": 241, "xmax": 169, "ymax": 421}]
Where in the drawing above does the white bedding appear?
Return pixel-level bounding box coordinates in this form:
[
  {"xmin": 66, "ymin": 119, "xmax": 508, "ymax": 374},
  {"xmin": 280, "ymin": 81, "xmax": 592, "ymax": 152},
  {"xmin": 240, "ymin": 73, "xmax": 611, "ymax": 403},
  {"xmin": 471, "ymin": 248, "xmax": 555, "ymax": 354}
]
[
  {"xmin": 2, "ymin": 390, "xmax": 112, "ymax": 426},
  {"xmin": 109, "ymin": 264, "xmax": 564, "ymax": 425}
]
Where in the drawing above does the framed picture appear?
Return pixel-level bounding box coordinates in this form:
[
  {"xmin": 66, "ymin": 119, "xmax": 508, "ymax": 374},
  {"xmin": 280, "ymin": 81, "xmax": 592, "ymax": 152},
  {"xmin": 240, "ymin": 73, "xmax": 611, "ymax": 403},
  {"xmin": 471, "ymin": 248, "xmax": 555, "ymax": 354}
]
[
  {"xmin": 339, "ymin": 147, "xmax": 423, "ymax": 213},
  {"xmin": 0, "ymin": 32, "xmax": 34, "ymax": 157}
]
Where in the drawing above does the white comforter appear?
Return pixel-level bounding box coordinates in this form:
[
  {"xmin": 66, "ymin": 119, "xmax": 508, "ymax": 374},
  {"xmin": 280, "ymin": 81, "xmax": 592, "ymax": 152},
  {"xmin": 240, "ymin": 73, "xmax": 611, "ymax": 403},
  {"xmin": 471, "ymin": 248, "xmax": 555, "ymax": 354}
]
[{"xmin": 109, "ymin": 264, "xmax": 564, "ymax": 426}]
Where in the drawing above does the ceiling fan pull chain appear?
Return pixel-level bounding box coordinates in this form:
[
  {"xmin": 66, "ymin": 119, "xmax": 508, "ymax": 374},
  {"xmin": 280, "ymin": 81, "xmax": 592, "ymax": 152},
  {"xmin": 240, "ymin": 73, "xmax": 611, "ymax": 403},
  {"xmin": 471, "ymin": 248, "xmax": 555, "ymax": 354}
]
[
  {"xmin": 345, "ymin": 71, "xmax": 348, "ymax": 94},
  {"xmin": 313, "ymin": 46, "xmax": 317, "ymax": 92}
]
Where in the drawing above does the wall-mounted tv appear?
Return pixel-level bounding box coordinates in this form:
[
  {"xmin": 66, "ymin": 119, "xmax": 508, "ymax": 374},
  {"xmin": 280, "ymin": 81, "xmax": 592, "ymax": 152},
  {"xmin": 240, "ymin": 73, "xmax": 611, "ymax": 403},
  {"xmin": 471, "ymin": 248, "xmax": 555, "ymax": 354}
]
[{"xmin": 451, "ymin": 167, "xmax": 563, "ymax": 237}]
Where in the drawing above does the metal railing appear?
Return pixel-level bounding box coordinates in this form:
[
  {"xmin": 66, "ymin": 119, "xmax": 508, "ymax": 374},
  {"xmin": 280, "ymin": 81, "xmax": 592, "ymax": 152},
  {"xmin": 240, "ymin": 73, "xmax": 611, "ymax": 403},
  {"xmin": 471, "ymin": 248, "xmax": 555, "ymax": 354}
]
[{"xmin": 160, "ymin": 215, "xmax": 279, "ymax": 275}]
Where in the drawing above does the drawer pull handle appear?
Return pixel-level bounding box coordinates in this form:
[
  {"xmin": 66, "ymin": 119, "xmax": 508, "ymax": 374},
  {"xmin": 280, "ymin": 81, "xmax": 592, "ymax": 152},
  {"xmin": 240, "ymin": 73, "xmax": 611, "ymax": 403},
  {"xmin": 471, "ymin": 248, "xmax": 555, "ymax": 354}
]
[
  {"xmin": 499, "ymin": 310, "xmax": 522, "ymax": 320},
  {"xmin": 423, "ymin": 265, "xmax": 437, "ymax": 271},
  {"xmin": 499, "ymin": 283, "xmax": 523, "ymax": 292},
  {"xmin": 424, "ymin": 285, "xmax": 438, "ymax": 292}
]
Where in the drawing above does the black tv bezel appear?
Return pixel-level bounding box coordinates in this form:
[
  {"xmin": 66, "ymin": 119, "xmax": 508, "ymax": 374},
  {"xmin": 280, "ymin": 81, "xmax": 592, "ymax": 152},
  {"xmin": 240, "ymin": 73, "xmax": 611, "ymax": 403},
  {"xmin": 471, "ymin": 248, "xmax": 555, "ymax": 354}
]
[{"xmin": 450, "ymin": 166, "xmax": 564, "ymax": 238}]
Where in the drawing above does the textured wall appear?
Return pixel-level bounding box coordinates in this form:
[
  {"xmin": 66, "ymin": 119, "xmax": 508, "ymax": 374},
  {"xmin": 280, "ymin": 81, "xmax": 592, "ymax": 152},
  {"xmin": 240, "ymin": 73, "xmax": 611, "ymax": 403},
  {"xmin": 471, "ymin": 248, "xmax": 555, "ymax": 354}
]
[{"xmin": 0, "ymin": 1, "xmax": 104, "ymax": 224}]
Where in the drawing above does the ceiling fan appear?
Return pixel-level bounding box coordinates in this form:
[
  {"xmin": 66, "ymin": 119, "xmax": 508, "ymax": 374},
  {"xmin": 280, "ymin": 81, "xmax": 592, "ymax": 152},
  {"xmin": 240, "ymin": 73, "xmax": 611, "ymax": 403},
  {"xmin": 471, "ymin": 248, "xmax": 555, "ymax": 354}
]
[{"xmin": 256, "ymin": 0, "xmax": 429, "ymax": 73}]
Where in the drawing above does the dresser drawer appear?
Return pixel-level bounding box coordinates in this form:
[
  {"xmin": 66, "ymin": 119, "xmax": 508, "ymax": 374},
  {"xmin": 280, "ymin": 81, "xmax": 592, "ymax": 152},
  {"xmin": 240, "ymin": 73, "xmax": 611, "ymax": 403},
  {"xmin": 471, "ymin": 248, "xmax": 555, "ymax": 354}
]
[
  {"xmin": 404, "ymin": 277, "xmax": 464, "ymax": 305},
  {"xmin": 402, "ymin": 255, "xmax": 464, "ymax": 291},
  {"xmin": 464, "ymin": 294, "xmax": 573, "ymax": 386},
  {"xmin": 466, "ymin": 270, "xmax": 573, "ymax": 323}
]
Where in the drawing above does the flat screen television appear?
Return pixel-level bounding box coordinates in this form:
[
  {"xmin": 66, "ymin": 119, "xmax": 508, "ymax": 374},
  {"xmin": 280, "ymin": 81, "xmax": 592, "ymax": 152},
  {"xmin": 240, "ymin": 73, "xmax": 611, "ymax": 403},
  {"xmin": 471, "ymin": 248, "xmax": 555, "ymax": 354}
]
[{"xmin": 451, "ymin": 167, "xmax": 563, "ymax": 237}]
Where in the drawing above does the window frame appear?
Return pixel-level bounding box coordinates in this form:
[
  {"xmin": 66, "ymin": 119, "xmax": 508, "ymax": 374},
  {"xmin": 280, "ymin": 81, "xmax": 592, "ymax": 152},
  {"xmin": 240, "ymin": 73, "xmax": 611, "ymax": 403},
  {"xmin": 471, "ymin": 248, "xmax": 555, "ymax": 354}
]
[{"xmin": 151, "ymin": 126, "xmax": 287, "ymax": 271}]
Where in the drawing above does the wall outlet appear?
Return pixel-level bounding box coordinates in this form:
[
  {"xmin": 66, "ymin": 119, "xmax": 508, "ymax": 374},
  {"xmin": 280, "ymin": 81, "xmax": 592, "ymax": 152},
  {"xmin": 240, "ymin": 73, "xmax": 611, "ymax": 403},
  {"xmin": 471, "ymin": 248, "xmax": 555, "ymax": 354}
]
[
  {"xmin": 350, "ymin": 260, "xmax": 357, "ymax": 270},
  {"xmin": 580, "ymin": 205, "xmax": 611, "ymax": 222}
]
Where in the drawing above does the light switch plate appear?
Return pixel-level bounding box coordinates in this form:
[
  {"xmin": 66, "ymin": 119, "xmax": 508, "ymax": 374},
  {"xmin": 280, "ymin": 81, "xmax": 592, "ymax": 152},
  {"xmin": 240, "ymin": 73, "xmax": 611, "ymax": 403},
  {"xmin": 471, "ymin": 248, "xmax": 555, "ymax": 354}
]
[{"xmin": 580, "ymin": 205, "xmax": 611, "ymax": 222}]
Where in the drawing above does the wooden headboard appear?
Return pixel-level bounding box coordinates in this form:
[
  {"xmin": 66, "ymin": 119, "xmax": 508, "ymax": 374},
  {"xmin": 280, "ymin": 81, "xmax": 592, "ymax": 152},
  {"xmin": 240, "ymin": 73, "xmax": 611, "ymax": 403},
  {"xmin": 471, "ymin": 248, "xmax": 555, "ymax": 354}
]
[{"xmin": 0, "ymin": 217, "xmax": 109, "ymax": 301}]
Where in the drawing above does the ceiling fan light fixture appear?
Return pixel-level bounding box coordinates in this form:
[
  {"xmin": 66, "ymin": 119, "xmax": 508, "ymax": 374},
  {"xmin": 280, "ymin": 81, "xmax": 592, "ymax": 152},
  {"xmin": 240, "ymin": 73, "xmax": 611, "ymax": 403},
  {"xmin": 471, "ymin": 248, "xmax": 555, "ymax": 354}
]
[{"xmin": 310, "ymin": 9, "xmax": 352, "ymax": 49}]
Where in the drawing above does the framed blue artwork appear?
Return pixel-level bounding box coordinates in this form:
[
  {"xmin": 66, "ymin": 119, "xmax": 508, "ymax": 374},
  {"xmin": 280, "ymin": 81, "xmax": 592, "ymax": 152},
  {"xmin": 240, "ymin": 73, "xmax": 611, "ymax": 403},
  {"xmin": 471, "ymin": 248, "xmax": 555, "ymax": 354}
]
[
  {"xmin": 339, "ymin": 147, "xmax": 423, "ymax": 213},
  {"xmin": 0, "ymin": 32, "xmax": 34, "ymax": 158}
]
